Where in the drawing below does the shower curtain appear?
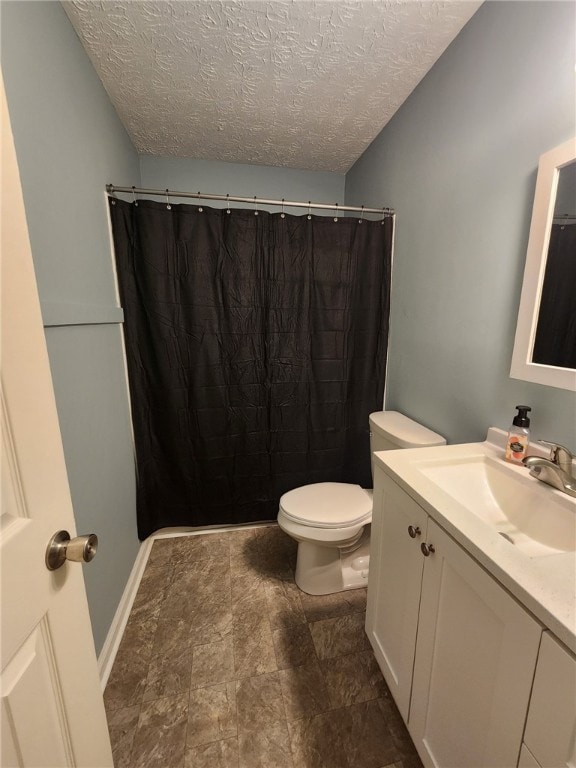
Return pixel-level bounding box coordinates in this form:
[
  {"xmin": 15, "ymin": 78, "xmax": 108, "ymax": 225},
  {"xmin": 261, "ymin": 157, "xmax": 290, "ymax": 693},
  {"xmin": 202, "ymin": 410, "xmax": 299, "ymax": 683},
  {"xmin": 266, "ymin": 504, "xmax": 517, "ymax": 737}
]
[{"xmin": 109, "ymin": 198, "xmax": 393, "ymax": 539}]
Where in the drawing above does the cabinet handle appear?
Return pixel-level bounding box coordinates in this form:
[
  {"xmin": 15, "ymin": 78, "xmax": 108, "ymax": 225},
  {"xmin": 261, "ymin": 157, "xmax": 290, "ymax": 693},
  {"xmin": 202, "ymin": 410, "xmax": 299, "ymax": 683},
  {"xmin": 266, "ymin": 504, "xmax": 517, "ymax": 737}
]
[
  {"xmin": 421, "ymin": 542, "xmax": 435, "ymax": 557},
  {"xmin": 408, "ymin": 525, "xmax": 421, "ymax": 538}
]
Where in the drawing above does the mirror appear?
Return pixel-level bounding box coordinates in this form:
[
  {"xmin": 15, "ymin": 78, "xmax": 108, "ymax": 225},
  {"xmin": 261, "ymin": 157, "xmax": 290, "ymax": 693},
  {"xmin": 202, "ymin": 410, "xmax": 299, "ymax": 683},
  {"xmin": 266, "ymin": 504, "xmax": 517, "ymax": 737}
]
[{"xmin": 510, "ymin": 137, "xmax": 576, "ymax": 391}]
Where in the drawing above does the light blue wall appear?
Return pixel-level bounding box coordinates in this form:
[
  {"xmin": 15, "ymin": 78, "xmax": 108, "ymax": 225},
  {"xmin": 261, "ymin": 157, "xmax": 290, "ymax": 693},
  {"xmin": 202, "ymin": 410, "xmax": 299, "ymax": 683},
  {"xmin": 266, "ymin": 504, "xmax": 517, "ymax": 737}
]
[
  {"xmin": 346, "ymin": 1, "xmax": 576, "ymax": 449},
  {"xmin": 139, "ymin": 155, "xmax": 345, "ymax": 215},
  {"xmin": 555, "ymin": 164, "xmax": 576, "ymax": 216},
  {"xmin": 1, "ymin": 1, "xmax": 141, "ymax": 654}
]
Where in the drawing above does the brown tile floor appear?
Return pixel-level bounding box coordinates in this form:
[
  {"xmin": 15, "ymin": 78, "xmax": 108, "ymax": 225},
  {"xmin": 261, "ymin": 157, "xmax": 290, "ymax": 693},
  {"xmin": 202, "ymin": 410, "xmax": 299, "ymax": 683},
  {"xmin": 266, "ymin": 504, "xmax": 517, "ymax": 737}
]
[{"xmin": 104, "ymin": 525, "xmax": 423, "ymax": 768}]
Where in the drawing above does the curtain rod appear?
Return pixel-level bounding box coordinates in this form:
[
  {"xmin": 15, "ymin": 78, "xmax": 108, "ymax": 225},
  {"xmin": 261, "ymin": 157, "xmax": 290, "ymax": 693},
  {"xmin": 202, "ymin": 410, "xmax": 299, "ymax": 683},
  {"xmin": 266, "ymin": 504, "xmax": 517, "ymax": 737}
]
[{"xmin": 106, "ymin": 184, "xmax": 394, "ymax": 217}]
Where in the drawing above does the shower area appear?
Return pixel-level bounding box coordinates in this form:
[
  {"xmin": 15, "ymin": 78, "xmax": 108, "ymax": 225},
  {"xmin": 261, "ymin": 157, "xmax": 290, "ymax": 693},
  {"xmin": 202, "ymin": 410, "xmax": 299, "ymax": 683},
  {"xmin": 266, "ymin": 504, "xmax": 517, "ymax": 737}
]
[
  {"xmin": 102, "ymin": 191, "xmax": 410, "ymax": 766},
  {"xmin": 109, "ymin": 192, "xmax": 394, "ymax": 539}
]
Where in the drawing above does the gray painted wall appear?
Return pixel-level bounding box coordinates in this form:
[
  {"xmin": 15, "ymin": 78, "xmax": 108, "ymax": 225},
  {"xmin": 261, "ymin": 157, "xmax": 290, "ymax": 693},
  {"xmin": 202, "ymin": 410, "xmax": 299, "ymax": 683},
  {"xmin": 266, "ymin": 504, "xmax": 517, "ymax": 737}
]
[
  {"xmin": 139, "ymin": 155, "xmax": 345, "ymax": 214},
  {"xmin": 555, "ymin": 163, "xmax": 576, "ymax": 216},
  {"xmin": 346, "ymin": 1, "xmax": 576, "ymax": 449},
  {"xmin": 2, "ymin": 0, "xmax": 141, "ymax": 654}
]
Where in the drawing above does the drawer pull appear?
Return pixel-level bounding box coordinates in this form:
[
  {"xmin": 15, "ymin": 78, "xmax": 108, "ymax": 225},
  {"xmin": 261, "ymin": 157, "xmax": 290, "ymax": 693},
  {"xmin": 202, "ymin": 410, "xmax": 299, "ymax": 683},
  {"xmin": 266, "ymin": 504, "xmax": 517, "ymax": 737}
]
[{"xmin": 421, "ymin": 542, "xmax": 435, "ymax": 557}]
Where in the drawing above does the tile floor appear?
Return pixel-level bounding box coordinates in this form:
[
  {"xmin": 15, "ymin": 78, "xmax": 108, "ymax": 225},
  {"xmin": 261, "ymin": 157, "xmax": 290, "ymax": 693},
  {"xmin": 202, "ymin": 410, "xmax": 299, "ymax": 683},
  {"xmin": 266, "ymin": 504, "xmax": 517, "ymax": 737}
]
[{"xmin": 104, "ymin": 525, "xmax": 423, "ymax": 768}]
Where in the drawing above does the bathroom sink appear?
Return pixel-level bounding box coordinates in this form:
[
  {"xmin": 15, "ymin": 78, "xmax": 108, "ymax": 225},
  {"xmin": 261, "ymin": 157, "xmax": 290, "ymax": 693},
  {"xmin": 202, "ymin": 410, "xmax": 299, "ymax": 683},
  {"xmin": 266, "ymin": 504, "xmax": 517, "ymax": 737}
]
[{"xmin": 415, "ymin": 454, "xmax": 576, "ymax": 557}]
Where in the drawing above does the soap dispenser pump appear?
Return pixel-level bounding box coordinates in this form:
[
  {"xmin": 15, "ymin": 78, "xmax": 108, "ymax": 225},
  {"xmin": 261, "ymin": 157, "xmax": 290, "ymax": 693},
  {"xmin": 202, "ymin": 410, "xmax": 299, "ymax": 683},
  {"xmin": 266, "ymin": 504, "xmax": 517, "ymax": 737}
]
[{"xmin": 505, "ymin": 405, "xmax": 531, "ymax": 464}]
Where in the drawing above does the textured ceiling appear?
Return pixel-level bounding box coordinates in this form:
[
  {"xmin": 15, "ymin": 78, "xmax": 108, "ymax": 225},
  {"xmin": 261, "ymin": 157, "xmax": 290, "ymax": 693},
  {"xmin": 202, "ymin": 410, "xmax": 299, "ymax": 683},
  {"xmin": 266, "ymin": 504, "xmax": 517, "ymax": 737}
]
[{"xmin": 62, "ymin": 0, "xmax": 482, "ymax": 172}]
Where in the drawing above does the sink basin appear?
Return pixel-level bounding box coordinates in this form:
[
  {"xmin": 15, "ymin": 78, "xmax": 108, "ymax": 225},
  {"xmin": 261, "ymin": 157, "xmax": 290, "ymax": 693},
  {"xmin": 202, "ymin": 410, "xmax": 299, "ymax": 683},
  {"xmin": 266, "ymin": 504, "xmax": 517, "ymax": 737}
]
[{"xmin": 416, "ymin": 454, "xmax": 576, "ymax": 557}]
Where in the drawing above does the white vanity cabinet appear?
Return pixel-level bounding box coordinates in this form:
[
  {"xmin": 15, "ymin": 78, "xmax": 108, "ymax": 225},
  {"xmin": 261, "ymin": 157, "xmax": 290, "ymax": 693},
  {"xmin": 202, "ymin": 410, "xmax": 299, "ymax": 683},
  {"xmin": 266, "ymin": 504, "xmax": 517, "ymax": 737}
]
[
  {"xmin": 522, "ymin": 632, "xmax": 576, "ymax": 768},
  {"xmin": 366, "ymin": 467, "xmax": 543, "ymax": 768}
]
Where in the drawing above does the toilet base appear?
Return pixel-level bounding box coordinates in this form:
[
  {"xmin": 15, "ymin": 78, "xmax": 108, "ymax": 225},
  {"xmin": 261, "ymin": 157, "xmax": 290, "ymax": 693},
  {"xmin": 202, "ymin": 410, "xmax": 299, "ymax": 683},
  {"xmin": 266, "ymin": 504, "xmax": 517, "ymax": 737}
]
[{"xmin": 294, "ymin": 527, "xmax": 371, "ymax": 595}]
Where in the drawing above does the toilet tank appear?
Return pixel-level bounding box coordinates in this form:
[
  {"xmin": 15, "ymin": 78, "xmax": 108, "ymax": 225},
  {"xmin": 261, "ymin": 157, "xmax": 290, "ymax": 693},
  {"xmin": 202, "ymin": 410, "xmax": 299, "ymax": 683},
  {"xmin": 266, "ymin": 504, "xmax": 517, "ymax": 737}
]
[{"xmin": 369, "ymin": 411, "xmax": 446, "ymax": 480}]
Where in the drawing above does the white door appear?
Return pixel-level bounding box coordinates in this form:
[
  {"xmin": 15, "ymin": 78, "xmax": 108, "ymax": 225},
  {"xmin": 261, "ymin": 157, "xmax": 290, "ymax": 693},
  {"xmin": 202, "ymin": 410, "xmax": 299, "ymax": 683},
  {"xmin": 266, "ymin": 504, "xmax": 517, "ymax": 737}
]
[
  {"xmin": 409, "ymin": 519, "xmax": 541, "ymax": 768},
  {"xmin": 0, "ymin": 77, "xmax": 113, "ymax": 766}
]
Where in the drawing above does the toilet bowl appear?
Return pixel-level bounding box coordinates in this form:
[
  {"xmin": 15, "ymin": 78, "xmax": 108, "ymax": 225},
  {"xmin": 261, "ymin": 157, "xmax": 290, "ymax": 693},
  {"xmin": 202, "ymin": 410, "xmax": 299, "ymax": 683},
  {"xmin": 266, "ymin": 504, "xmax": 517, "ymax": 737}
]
[
  {"xmin": 278, "ymin": 411, "xmax": 446, "ymax": 595},
  {"xmin": 278, "ymin": 482, "xmax": 373, "ymax": 594}
]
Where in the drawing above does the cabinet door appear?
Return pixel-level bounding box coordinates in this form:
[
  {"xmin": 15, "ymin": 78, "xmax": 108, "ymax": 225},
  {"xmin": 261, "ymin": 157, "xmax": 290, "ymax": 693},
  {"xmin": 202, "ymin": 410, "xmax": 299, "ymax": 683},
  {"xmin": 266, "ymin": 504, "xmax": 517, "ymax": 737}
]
[
  {"xmin": 366, "ymin": 469, "xmax": 428, "ymax": 720},
  {"xmin": 409, "ymin": 520, "xmax": 541, "ymax": 768},
  {"xmin": 524, "ymin": 632, "xmax": 576, "ymax": 768}
]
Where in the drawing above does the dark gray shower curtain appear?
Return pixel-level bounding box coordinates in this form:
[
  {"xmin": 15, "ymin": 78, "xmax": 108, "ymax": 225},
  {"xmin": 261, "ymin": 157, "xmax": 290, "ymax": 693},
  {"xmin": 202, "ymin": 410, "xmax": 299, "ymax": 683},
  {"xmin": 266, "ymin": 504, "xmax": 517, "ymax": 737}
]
[{"xmin": 110, "ymin": 198, "xmax": 393, "ymax": 539}]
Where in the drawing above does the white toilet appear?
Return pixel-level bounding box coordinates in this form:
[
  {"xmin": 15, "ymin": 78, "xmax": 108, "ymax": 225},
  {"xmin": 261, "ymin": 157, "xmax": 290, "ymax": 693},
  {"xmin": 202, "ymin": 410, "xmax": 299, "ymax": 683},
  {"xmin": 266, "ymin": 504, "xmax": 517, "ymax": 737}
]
[{"xmin": 277, "ymin": 411, "xmax": 446, "ymax": 595}]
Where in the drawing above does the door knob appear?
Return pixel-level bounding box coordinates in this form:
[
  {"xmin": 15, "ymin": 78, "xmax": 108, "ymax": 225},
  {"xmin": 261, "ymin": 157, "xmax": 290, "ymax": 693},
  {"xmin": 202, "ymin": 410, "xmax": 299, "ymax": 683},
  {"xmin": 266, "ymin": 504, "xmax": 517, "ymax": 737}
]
[
  {"xmin": 45, "ymin": 530, "xmax": 98, "ymax": 571},
  {"xmin": 421, "ymin": 542, "xmax": 435, "ymax": 557}
]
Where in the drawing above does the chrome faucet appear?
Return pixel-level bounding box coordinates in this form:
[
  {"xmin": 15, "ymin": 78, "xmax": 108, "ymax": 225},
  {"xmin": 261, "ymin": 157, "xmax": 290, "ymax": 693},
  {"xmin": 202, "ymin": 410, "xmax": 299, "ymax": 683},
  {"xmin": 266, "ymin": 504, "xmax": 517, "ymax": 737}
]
[
  {"xmin": 522, "ymin": 440, "xmax": 576, "ymax": 498},
  {"xmin": 537, "ymin": 440, "xmax": 574, "ymax": 473}
]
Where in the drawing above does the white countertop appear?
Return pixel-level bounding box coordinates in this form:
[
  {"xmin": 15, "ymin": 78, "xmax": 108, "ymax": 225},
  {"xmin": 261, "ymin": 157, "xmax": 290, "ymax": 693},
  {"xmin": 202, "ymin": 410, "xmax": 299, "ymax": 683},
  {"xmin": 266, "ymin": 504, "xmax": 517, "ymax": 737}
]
[{"xmin": 373, "ymin": 429, "xmax": 576, "ymax": 654}]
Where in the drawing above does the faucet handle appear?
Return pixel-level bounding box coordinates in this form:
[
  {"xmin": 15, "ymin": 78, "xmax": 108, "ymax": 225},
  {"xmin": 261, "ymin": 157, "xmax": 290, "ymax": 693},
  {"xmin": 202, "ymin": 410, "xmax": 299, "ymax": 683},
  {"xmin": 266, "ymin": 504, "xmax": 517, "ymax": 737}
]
[{"xmin": 537, "ymin": 440, "xmax": 574, "ymax": 473}]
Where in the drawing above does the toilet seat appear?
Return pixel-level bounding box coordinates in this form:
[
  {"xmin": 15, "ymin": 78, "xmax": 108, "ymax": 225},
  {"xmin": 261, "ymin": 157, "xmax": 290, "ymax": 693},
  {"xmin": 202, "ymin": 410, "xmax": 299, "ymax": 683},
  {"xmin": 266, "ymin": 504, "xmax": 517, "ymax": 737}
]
[{"xmin": 279, "ymin": 482, "xmax": 372, "ymax": 529}]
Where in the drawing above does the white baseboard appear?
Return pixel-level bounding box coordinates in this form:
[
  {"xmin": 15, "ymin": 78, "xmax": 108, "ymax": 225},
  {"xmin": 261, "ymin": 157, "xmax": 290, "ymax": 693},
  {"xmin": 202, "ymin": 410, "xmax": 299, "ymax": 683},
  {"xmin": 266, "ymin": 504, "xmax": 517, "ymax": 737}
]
[{"xmin": 97, "ymin": 538, "xmax": 153, "ymax": 690}]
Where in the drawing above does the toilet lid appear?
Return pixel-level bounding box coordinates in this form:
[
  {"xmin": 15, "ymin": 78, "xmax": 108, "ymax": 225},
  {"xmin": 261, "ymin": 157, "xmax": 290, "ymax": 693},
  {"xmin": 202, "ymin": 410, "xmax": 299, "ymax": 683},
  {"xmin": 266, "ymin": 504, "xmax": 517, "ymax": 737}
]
[{"xmin": 279, "ymin": 483, "xmax": 372, "ymax": 528}]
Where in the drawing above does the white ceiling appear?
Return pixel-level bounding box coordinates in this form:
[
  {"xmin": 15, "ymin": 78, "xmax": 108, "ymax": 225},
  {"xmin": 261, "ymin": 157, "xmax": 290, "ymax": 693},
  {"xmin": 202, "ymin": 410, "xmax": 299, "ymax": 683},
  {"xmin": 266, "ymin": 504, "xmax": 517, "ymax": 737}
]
[{"xmin": 63, "ymin": 1, "xmax": 482, "ymax": 173}]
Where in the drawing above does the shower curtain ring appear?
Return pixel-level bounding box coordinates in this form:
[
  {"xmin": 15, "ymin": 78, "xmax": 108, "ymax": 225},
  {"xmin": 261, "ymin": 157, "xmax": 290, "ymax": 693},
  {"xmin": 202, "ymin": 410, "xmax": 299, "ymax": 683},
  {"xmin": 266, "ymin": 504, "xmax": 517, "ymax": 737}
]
[
  {"xmin": 358, "ymin": 205, "xmax": 364, "ymax": 224},
  {"xmin": 381, "ymin": 207, "xmax": 386, "ymax": 224},
  {"xmin": 253, "ymin": 196, "xmax": 259, "ymax": 216},
  {"xmin": 307, "ymin": 201, "xmax": 312, "ymax": 220},
  {"xmin": 226, "ymin": 194, "xmax": 231, "ymax": 214},
  {"xmin": 334, "ymin": 203, "xmax": 339, "ymax": 222},
  {"xmin": 131, "ymin": 186, "xmax": 138, "ymax": 207},
  {"xmin": 197, "ymin": 192, "xmax": 203, "ymax": 213},
  {"xmin": 165, "ymin": 189, "xmax": 172, "ymax": 210},
  {"xmin": 281, "ymin": 198, "xmax": 285, "ymax": 219}
]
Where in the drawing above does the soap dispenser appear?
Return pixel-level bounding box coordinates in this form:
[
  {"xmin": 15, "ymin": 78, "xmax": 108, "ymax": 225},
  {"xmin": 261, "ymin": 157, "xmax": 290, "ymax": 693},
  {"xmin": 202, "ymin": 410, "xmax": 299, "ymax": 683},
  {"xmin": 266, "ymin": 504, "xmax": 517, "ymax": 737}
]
[{"xmin": 505, "ymin": 405, "xmax": 531, "ymax": 464}]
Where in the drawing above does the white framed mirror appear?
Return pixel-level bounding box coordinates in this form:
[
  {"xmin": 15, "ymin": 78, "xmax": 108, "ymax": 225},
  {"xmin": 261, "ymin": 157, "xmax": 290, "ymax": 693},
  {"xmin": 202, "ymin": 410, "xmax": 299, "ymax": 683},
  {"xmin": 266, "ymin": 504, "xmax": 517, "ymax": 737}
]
[{"xmin": 510, "ymin": 137, "xmax": 576, "ymax": 391}]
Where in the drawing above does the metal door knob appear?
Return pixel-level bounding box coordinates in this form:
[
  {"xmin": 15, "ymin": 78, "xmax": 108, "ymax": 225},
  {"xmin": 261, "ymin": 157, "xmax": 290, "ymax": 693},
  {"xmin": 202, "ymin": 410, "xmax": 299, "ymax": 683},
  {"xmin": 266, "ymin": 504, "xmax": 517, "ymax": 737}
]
[
  {"xmin": 46, "ymin": 530, "xmax": 98, "ymax": 571},
  {"xmin": 408, "ymin": 525, "xmax": 421, "ymax": 538},
  {"xmin": 421, "ymin": 542, "xmax": 435, "ymax": 557}
]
